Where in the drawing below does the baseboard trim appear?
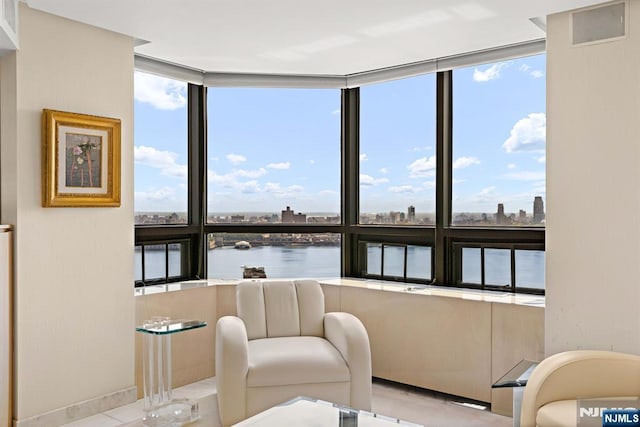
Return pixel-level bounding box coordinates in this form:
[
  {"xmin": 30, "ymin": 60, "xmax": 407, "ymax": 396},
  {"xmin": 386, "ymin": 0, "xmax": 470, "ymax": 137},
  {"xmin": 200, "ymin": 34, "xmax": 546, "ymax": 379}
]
[{"xmin": 13, "ymin": 386, "xmax": 137, "ymax": 427}]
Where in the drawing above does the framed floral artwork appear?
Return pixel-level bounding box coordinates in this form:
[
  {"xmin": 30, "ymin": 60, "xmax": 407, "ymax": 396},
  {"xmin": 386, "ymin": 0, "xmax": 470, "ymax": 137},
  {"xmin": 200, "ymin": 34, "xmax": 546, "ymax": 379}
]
[{"xmin": 42, "ymin": 109, "xmax": 121, "ymax": 207}]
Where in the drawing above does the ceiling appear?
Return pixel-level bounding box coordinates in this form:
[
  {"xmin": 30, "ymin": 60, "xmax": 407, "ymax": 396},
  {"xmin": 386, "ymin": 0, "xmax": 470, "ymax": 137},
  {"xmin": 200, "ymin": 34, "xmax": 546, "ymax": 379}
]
[{"xmin": 27, "ymin": 0, "xmax": 607, "ymax": 76}]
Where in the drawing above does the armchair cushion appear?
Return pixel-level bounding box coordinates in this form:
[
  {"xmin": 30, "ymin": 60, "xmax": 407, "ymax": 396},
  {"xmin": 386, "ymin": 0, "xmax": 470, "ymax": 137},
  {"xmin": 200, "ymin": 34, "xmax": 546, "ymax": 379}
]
[
  {"xmin": 247, "ymin": 336, "xmax": 350, "ymax": 387},
  {"xmin": 236, "ymin": 280, "xmax": 325, "ymax": 339},
  {"xmin": 536, "ymin": 400, "xmax": 576, "ymax": 427}
]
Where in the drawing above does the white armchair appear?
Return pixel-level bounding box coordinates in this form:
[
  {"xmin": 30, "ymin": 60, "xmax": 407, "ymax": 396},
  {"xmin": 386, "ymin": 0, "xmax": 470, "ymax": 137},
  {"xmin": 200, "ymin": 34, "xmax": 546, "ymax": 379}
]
[
  {"xmin": 216, "ymin": 280, "xmax": 372, "ymax": 427},
  {"xmin": 521, "ymin": 350, "xmax": 640, "ymax": 427}
]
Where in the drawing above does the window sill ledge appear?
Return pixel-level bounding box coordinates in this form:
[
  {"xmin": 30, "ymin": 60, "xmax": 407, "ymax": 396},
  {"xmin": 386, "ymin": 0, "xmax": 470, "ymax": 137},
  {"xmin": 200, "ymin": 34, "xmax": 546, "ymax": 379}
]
[{"xmin": 134, "ymin": 277, "xmax": 545, "ymax": 308}]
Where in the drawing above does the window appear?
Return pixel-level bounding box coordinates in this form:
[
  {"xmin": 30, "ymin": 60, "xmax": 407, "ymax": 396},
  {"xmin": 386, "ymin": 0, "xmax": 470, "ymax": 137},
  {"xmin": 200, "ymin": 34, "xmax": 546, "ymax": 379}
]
[
  {"xmin": 207, "ymin": 88, "xmax": 340, "ymax": 224},
  {"xmin": 134, "ymin": 49, "xmax": 545, "ymax": 294},
  {"xmin": 456, "ymin": 244, "xmax": 545, "ymax": 292},
  {"xmin": 134, "ymin": 71, "xmax": 188, "ymax": 225},
  {"xmin": 515, "ymin": 249, "xmax": 545, "ymax": 290},
  {"xmin": 359, "ymin": 74, "xmax": 436, "ymax": 225},
  {"xmin": 451, "ymin": 54, "xmax": 546, "ymax": 226},
  {"xmin": 363, "ymin": 242, "xmax": 433, "ymax": 282},
  {"xmin": 134, "ymin": 241, "xmax": 189, "ymax": 286}
]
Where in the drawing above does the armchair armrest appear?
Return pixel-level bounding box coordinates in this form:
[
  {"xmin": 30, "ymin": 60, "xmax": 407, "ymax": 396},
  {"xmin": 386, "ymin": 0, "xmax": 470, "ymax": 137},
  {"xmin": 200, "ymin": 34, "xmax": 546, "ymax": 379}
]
[
  {"xmin": 216, "ymin": 316, "xmax": 249, "ymax": 427},
  {"xmin": 521, "ymin": 350, "xmax": 640, "ymax": 427},
  {"xmin": 324, "ymin": 312, "xmax": 372, "ymax": 411}
]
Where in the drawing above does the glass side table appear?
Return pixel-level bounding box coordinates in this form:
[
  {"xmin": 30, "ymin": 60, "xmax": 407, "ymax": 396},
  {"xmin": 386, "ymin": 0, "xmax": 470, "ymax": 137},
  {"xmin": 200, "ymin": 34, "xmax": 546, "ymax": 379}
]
[
  {"xmin": 136, "ymin": 319, "xmax": 207, "ymax": 427},
  {"xmin": 492, "ymin": 359, "xmax": 539, "ymax": 427}
]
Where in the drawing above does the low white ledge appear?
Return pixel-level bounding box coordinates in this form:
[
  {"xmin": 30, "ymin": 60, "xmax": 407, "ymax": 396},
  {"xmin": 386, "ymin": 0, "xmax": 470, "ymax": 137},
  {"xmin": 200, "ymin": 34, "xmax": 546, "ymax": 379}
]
[{"xmin": 135, "ymin": 277, "xmax": 545, "ymax": 308}]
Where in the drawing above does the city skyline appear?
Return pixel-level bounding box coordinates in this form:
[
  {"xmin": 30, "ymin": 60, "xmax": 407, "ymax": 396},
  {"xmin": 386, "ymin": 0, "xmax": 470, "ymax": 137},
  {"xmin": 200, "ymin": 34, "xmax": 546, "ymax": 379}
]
[
  {"xmin": 134, "ymin": 54, "xmax": 545, "ymax": 216},
  {"xmin": 136, "ymin": 196, "xmax": 545, "ymax": 226}
]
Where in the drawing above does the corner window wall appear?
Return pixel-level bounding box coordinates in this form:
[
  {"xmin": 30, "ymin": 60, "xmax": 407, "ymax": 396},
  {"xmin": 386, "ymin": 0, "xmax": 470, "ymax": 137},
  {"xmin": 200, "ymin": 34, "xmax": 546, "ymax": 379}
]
[
  {"xmin": 207, "ymin": 88, "xmax": 340, "ymax": 224},
  {"xmin": 452, "ymin": 54, "xmax": 546, "ymax": 226},
  {"xmin": 359, "ymin": 74, "xmax": 436, "ymax": 225},
  {"xmin": 134, "ymin": 71, "xmax": 188, "ymax": 225},
  {"xmin": 134, "ymin": 48, "xmax": 545, "ymax": 293}
]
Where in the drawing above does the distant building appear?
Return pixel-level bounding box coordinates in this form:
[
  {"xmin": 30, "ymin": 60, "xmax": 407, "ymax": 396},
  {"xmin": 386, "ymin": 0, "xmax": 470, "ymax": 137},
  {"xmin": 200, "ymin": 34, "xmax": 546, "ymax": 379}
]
[
  {"xmin": 496, "ymin": 203, "xmax": 506, "ymax": 225},
  {"xmin": 533, "ymin": 197, "xmax": 545, "ymax": 224},
  {"xmin": 230, "ymin": 215, "xmax": 244, "ymax": 223},
  {"xmin": 408, "ymin": 205, "xmax": 416, "ymax": 223},
  {"xmin": 281, "ymin": 206, "xmax": 307, "ymax": 223}
]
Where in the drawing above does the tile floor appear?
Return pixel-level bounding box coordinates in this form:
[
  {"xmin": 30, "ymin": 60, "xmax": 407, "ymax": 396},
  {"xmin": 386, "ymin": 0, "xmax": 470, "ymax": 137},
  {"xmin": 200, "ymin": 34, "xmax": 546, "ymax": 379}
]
[{"xmin": 62, "ymin": 378, "xmax": 512, "ymax": 426}]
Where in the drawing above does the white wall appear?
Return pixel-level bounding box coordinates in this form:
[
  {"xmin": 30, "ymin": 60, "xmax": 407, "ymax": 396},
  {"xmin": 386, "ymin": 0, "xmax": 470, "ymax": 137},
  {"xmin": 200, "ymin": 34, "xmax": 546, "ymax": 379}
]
[
  {"xmin": 546, "ymin": 1, "xmax": 640, "ymax": 355},
  {"xmin": 1, "ymin": 5, "xmax": 135, "ymax": 420}
]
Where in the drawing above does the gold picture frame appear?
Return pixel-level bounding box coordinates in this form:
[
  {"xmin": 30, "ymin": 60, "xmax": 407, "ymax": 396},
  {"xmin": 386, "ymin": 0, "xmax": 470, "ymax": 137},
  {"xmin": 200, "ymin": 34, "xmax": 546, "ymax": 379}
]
[{"xmin": 42, "ymin": 109, "xmax": 121, "ymax": 207}]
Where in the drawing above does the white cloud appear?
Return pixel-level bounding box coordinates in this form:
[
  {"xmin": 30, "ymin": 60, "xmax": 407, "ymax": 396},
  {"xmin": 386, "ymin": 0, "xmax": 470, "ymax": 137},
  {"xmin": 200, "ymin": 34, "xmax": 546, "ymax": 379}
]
[
  {"xmin": 477, "ymin": 186, "xmax": 497, "ymax": 198},
  {"xmin": 208, "ymin": 168, "xmax": 267, "ymax": 190},
  {"xmin": 135, "ymin": 187, "xmax": 175, "ymax": 201},
  {"xmin": 331, "ymin": 109, "xmax": 341, "ymax": 115},
  {"xmin": 267, "ymin": 162, "xmax": 291, "ymax": 170},
  {"xmin": 134, "ymin": 145, "xmax": 187, "ymax": 178},
  {"xmin": 507, "ymin": 163, "xmax": 517, "ymax": 169},
  {"xmin": 519, "ymin": 64, "xmax": 544, "ymax": 79},
  {"xmin": 226, "ymin": 153, "xmax": 247, "ymax": 164},
  {"xmin": 412, "ymin": 146, "xmax": 432, "ymax": 152},
  {"xmin": 407, "ymin": 156, "xmax": 436, "ymax": 178},
  {"xmin": 473, "ymin": 62, "xmax": 508, "ymax": 82},
  {"xmin": 389, "ymin": 185, "xmax": 420, "ymax": 194},
  {"xmin": 239, "ymin": 180, "xmax": 260, "ymax": 194},
  {"xmin": 453, "ymin": 156, "xmax": 480, "ymax": 169},
  {"xmin": 537, "ymin": 156, "xmax": 546, "ymax": 164},
  {"xmin": 532, "ymin": 182, "xmax": 546, "ymax": 194},
  {"xmin": 379, "ymin": 167, "xmax": 389, "ymax": 174},
  {"xmin": 309, "ymin": 160, "xmax": 316, "ymax": 165},
  {"xmin": 360, "ymin": 153, "xmax": 368, "ymax": 162},
  {"xmin": 134, "ymin": 186, "xmax": 186, "ymax": 213},
  {"xmin": 360, "ymin": 174, "xmax": 389, "ymax": 186},
  {"xmin": 264, "ymin": 182, "xmax": 304, "ymax": 197},
  {"xmin": 234, "ymin": 168, "xmax": 267, "ymax": 179},
  {"xmin": 134, "ymin": 72, "xmax": 187, "ymax": 110},
  {"xmin": 503, "ymin": 113, "xmax": 546, "ymax": 153},
  {"xmin": 319, "ymin": 190, "xmax": 338, "ymax": 196},
  {"xmin": 504, "ymin": 171, "xmax": 546, "ymax": 181}
]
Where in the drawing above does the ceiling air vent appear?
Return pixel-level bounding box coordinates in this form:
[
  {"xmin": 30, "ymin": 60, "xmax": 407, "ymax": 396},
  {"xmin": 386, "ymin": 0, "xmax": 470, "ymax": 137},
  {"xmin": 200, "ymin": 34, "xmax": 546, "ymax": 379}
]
[{"xmin": 572, "ymin": 1, "xmax": 627, "ymax": 46}]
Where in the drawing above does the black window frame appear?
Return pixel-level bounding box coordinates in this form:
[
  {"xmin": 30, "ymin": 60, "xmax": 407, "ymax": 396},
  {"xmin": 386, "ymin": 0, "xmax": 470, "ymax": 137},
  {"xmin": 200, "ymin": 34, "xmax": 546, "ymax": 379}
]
[{"xmin": 134, "ymin": 63, "xmax": 545, "ymax": 294}]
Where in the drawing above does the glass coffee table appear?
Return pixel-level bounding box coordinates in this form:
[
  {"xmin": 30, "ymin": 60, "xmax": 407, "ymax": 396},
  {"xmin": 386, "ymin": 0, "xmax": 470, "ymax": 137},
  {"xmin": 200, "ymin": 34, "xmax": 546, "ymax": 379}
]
[{"xmin": 233, "ymin": 396, "xmax": 422, "ymax": 426}]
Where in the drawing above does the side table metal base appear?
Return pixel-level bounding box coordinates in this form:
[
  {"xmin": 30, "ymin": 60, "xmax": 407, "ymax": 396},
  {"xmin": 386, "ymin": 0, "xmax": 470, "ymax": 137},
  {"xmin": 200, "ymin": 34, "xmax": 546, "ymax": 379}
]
[
  {"xmin": 142, "ymin": 398, "xmax": 199, "ymax": 427},
  {"xmin": 512, "ymin": 387, "xmax": 524, "ymax": 427}
]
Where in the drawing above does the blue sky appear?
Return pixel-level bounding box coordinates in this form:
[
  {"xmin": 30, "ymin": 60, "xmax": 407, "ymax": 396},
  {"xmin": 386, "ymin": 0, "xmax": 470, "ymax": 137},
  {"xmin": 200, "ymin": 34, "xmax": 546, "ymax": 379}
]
[{"xmin": 134, "ymin": 53, "xmax": 545, "ymax": 216}]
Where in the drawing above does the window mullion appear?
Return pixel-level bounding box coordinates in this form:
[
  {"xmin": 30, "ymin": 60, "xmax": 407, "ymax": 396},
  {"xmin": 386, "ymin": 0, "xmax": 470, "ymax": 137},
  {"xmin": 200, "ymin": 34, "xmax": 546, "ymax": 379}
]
[
  {"xmin": 187, "ymin": 83, "xmax": 207, "ymax": 279},
  {"xmin": 480, "ymin": 246, "xmax": 486, "ymax": 289},
  {"xmin": 435, "ymin": 70, "xmax": 452, "ymax": 284},
  {"xmin": 341, "ymin": 88, "xmax": 360, "ymax": 277}
]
